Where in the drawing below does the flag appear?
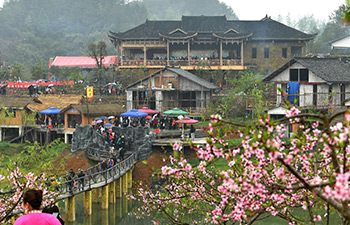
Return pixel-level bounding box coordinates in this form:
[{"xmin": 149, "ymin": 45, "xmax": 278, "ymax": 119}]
[{"xmin": 86, "ymin": 86, "xmax": 94, "ymax": 101}]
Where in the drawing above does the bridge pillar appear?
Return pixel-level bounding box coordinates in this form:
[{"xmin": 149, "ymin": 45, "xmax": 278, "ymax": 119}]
[
  {"xmin": 83, "ymin": 190, "xmax": 92, "ymax": 216},
  {"xmin": 123, "ymin": 196, "xmax": 128, "ymax": 214},
  {"xmin": 116, "ymin": 178, "xmax": 122, "ymax": 198},
  {"xmin": 122, "ymin": 173, "xmax": 128, "ymax": 194},
  {"xmin": 109, "ymin": 181, "xmax": 116, "ymax": 203},
  {"xmin": 92, "ymin": 188, "xmax": 100, "ymax": 203},
  {"xmin": 101, "ymin": 185, "xmax": 109, "ymax": 210},
  {"xmin": 127, "ymin": 169, "xmax": 133, "ymax": 189},
  {"xmin": 66, "ymin": 196, "xmax": 75, "ymax": 222},
  {"xmin": 101, "ymin": 208, "xmax": 109, "ymax": 225}
]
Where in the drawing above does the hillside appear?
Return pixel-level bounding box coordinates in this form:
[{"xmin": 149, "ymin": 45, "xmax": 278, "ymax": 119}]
[{"xmin": 0, "ymin": 0, "xmax": 236, "ymax": 80}]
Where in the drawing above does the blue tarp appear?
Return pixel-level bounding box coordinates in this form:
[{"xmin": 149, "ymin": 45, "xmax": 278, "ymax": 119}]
[
  {"xmin": 287, "ymin": 82, "xmax": 299, "ymax": 104},
  {"xmin": 39, "ymin": 107, "xmax": 61, "ymax": 114},
  {"xmin": 120, "ymin": 109, "xmax": 147, "ymax": 118}
]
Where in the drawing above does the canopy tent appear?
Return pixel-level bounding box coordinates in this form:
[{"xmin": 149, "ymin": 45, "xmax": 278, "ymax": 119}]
[
  {"xmin": 120, "ymin": 109, "xmax": 147, "ymax": 118},
  {"xmin": 138, "ymin": 107, "xmax": 159, "ymax": 114},
  {"xmin": 163, "ymin": 108, "xmax": 189, "ymax": 116},
  {"xmin": 39, "ymin": 107, "xmax": 61, "ymax": 114}
]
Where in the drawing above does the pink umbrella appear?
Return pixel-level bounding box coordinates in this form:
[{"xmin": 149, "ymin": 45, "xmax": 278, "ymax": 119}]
[
  {"xmin": 138, "ymin": 107, "xmax": 159, "ymax": 114},
  {"xmin": 175, "ymin": 117, "xmax": 198, "ymax": 140},
  {"xmin": 175, "ymin": 117, "xmax": 198, "ymax": 124}
]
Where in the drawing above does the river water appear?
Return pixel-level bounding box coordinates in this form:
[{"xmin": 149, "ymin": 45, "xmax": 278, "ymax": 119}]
[{"xmin": 59, "ymin": 194, "xmax": 154, "ymax": 225}]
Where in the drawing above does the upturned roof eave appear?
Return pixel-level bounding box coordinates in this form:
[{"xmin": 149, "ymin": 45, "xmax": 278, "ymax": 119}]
[
  {"xmin": 212, "ymin": 32, "xmax": 253, "ymax": 40},
  {"xmin": 159, "ymin": 32, "xmax": 198, "ymax": 40}
]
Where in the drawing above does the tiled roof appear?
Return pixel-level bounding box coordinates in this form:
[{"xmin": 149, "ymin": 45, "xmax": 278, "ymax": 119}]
[
  {"xmin": 264, "ymin": 57, "xmax": 350, "ymax": 83},
  {"xmin": 167, "ymin": 67, "xmax": 218, "ymax": 89},
  {"xmin": 127, "ymin": 67, "xmax": 218, "ymax": 90},
  {"xmin": 61, "ymin": 104, "xmax": 125, "ymax": 117},
  {"xmin": 0, "ymin": 97, "xmax": 40, "ymax": 109},
  {"xmin": 110, "ymin": 16, "xmax": 314, "ymax": 41},
  {"xmin": 27, "ymin": 95, "xmax": 83, "ymax": 112}
]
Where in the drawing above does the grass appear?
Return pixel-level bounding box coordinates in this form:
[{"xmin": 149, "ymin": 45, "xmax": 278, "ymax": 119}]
[{"xmin": 0, "ymin": 140, "xmax": 70, "ymax": 176}]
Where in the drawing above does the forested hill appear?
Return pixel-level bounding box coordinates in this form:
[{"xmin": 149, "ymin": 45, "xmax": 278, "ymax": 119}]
[{"xmin": 0, "ymin": 0, "xmax": 237, "ymax": 67}]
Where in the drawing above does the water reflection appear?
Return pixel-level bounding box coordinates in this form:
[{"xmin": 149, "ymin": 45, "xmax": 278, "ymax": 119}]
[{"xmin": 59, "ymin": 193, "xmax": 153, "ymax": 225}]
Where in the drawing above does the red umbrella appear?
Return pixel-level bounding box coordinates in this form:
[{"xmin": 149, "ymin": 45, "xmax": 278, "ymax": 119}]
[
  {"xmin": 145, "ymin": 115, "xmax": 152, "ymax": 119},
  {"xmin": 138, "ymin": 107, "xmax": 159, "ymax": 114}
]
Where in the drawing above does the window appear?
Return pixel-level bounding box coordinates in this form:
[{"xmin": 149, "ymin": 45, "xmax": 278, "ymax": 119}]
[
  {"xmin": 252, "ymin": 48, "xmax": 257, "ymax": 58},
  {"xmin": 264, "ymin": 48, "xmax": 269, "ymax": 58},
  {"xmin": 313, "ymin": 85, "xmax": 317, "ymax": 106},
  {"xmin": 290, "ymin": 69, "xmax": 298, "ymax": 81},
  {"xmin": 5, "ymin": 109, "xmax": 16, "ymax": 118},
  {"xmin": 282, "ymin": 48, "xmax": 287, "ymax": 58},
  {"xmin": 67, "ymin": 114, "xmax": 82, "ymax": 128},
  {"xmin": 299, "ymin": 69, "xmax": 309, "ymax": 81},
  {"xmin": 291, "ymin": 46, "xmax": 302, "ymax": 57},
  {"xmin": 289, "ymin": 68, "xmax": 309, "ymax": 82},
  {"xmin": 341, "ymin": 84, "xmax": 345, "ymax": 106}
]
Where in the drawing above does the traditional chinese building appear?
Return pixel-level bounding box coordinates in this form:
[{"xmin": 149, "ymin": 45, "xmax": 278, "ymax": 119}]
[
  {"xmin": 126, "ymin": 67, "xmax": 218, "ymax": 113},
  {"xmin": 109, "ymin": 15, "xmax": 315, "ymax": 74}
]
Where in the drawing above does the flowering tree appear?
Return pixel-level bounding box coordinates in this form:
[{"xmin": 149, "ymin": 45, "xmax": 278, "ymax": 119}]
[
  {"xmin": 0, "ymin": 167, "xmax": 58, "ymax": 224},
  {"xmin": 134, "ymin": 107, "xmax": 350, "ymax": 224}
]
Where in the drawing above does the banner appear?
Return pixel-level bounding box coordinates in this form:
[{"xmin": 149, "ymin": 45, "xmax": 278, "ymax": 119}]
[
  {"xmin": 6, "ymin": 80, "xmax": 74, "ymax": 89},
  {"xmin": 86, "ymin": 86, "xmax": 94, "ymax": 101}
]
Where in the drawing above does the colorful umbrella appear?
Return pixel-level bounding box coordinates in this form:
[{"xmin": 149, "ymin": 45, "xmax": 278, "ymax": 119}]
[
  {"xmin": 39, "ymin": 107, "xmax": 61, "ymax": 114},
  {"xmin": 138, "ymin": 107, "xmax": 159, "ymax": 114},
  {"xmin": 176, "ymin": 117, "xmax": 198, "ymax": 140},
  {"xmin": 120, "ymin": 109, "xmax": 147, "ymax": 118},
  {"xmin": 163, "ymin": 108, "xmax": 189, "ymax": 116},
  {"xmin": 175, "ymin": 117, "xmax": 198, "ymax": 124}
]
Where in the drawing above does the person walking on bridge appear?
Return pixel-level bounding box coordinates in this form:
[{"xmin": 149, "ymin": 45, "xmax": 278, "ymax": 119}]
[{"xmin": 77, "ymin": 169, "xmax": 85, "ymax": 191}]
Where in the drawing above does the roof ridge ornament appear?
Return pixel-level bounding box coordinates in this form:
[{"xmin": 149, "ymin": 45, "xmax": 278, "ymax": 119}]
[
  {"xmin": 169, "ymin": 28, "xmax": 187, "ymax": 35},
  {"xmin": 224, "ymin": 28, "xmax": 240, "ymax": 34}
]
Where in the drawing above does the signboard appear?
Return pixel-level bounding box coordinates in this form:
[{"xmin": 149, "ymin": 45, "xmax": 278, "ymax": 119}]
[{"xmin": 86, "ymin": 86, "xmax": 94, "ymax": 101}]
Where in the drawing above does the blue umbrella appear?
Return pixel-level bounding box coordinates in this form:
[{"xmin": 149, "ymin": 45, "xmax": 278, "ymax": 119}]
[
  {"xmin": 104, "ymin": 123, "xmax": 112, "ymax": 127},
  {"xmin": 99, "ymin": 116, "xmax": 107, "ymax": 120},
  {"xmin": 39, "ymin": 107, "xmax": 61, "ymax": 114},
  {"xmin": 120, "ymin": 109, "xmax": 147, "ymax": 118}
]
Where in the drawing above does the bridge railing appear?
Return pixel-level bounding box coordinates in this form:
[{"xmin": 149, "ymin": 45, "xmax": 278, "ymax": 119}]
[{"xmin": 57, "ymin": 152, "xmax": 138, "ymax": 197}]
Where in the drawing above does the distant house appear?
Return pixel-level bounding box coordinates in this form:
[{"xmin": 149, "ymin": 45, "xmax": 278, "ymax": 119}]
[
  {"xmin": 329, "ymin": 35, "xmax": 350, "ymax": 55},
  {"xmin": 50, "ymin": 56, "xmax": 118, "ymax": 78},
  {"xmin": 60, "ymin": 103, "xmax": 124, "ymax": 143},
  {"xmin": 126, "ymin": 67, "xmax": 218, "ymax": 113},
  {"xmin": 109, "ymin": 15, "xmax": 315, "ymax": 73},
  {"xmin": 51, "ymin": 56, "xmax": 117, "ymax": 68},
  {"xmin": 0, "ymin": 97, "xmax": 41, "ymax": 142},
  {"xmin": 263, "ymin": 57, "xmax": 350, "ymax": 110}
]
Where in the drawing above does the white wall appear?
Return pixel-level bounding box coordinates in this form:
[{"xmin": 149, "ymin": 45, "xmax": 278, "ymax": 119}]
[
  {"xmin": 300, "ymin": 84, "xmax": 313, "ymax": 107},
  {"xmin": 332, "ymin": 36, "xmax": 350, "ymax": 48},
  {"xmin": 126, "ymin": 91, "xmax": 132, "ymax": 111},
  {"xmin": 270, "ymin": 62, "xmax": 326, "ymax": 83}
]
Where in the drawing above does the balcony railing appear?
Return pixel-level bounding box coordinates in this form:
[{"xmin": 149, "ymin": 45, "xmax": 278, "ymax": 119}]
[{"xmin": 120, "ymin": 59, "xmax": 241, "ymax": 67}]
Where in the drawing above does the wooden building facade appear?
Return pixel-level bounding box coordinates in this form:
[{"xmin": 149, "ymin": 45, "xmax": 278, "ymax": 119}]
[
  {"xmin": 126, "ymin": 67, "xmax": 218, "ymax": 113},
  {"xmin": 109, "ymin": 15, "xmax": 315, "ymax": 73}
]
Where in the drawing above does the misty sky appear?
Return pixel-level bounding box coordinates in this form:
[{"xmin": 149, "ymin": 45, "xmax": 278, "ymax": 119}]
[
  {"xmin": 0, "ymin": 0, "xmax": 346, "ymax": 21},
  {"xmin": 221, "ymin": 0, "xmax": 345, "ymax": 21}
]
